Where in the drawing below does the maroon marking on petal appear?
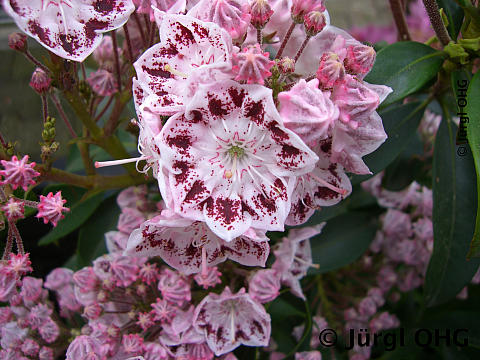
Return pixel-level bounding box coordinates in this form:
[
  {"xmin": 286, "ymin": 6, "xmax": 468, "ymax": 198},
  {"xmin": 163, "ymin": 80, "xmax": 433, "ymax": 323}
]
[
  {"xmin": 85, "ymin": 19, "xmax": 109, "ymax": 41},
  {"xmin": 174, "ymin": 23, "xmax": 195, "ymax": 46},
  {"xmin": 292, "ymin": 199, "xmax": 308, "ymax": 222},
  {"xmin": 252, "ymin": 320, "xmax": 265, "ymax": 335},
  {"xmin": 191, "ymin": 22, "xmax": 209, "ymax": 38},
  {"xmin": 320, "ymin": 140, "xmax": 332, "ymax": 154},
  {"xmin": 241, "ymin": 201, "xmax": 257, "ymax": 217},
  {"xmin": 228, "ymin": 87, "xmax": 246, "ymax": 107},
  {"xmin": 268, "ymin": 121, "xmax": 289, "ymax": 142},
  {"xmin": 184, "ymin": 181, "xmax": 208, "ymax": 203},
  {"xmin": 245, "ymin": 100, "xmax": 265, "ymax": 125},
  {"xmin": 28, "ymin": 21, "xmax": 51, "ymax": 46},
  {"xmin": 273, "ymin": 178, "xmax": 287, "ymax": 199},
  {"xmin": 256, "ymin": 193, "xmax": 276, "ymax": 214},
  {"xmin": 207, "ymin": 197, "xmax": 241, "ymax": 228},
  {"xmin": 142, "ymin": 65, "xmax": 171, "ymax": 79},
  {"xmin": 315, "ymin": 186, "xmax": 338, "ymax": 200},
  {"xmin": 216, "ymin": 326, "xmax": 224, "ymax": 343},
  {"xmin": 190, "ymin": 110, "xmax": 204, "ymax": 124},
  {"xmin": 159, "ymin": 42, "xmax": 179, "ymax": 57},
  {"xmin": 236, "ymin": 329, "xmax": 248, "ymax": 340},
  {"xmin": 328, "ymin": 164, "xmax": 338, "ymax": 179},
  {"xmin": 208, "ymin": 97, "xmax": 229, "ymax": 117},
  {"xmin": 59, "ymin": 34, "xmax": 74, "ymax": 54},
  {"xmin": 93, "ymin": 0, "xmax": 114, "ymax": 13},
  {"xmin": 166, "ymin": 134, "xmax": 192, "ymax": 153},
  {"xmin": 141, "ymin": 229, "xmax": 163, "ymax": 248},
  {"xmin": 280, "ymin": 144, "xmax": 300, "ymax": 157},
  {"xmin": 9, "ymin": 0, "xmax": 24, "ymax": 15},
  {"xmin": 173, "ymin": 160, "xmax": 192, "ymax": 185}
]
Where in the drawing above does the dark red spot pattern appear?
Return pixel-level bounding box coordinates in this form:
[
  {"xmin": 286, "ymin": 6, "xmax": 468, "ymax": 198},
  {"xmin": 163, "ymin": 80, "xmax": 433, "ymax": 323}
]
[
  {"xmin": 93, "ymin": 0, "xmax": 114, "ymax": 13},
  {"xmin": 228, "ymin": 87, "xmax": 246, "ymax": 107}
]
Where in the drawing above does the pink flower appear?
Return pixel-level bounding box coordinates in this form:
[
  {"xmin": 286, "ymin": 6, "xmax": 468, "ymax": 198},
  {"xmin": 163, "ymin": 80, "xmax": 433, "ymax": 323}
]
[
  {"xmin": 155, "ymin": 81, "xmax": 318, "ymax": 240},
  {"xmin": 143, "ymin": 342, "xmax": 169, "ymax": 360},
  {"xmin": 125, "ymin": 211, "xmax": 269, "ymax": 274},
  {"xmin": 1, "ymin": 198, "xmax": 25, "ymax": 221},
  {"xmin": 193, "ymin": 287, "xmax": 271, "ymax": 355},
  {"xmin": 36, "ymin": 191, "xmax": 69, "ymax": 226},
  {"xmin": 3, "ymin": 0, "xmax": 135, "ymax": 62},
  {"xmin": 7, "ymin": 253, "xmax": 32, "ymax": 275},
  {"xmin": 134, "ymin": 0, "xmax": 186, "ymax": 21},
  {"xmin": 0, "ymin": 267, "xmax": 18, "ymax": 302},
  {"xmin": 66, "ymin": 335, "xmax": 106, "ymax": 360},
  {"xmin": 137, "ymin": 311, "xmax": 155, "ymax": 331},
  {"xmin": 39, "ymin": 319, "xmax": 60, "ymax": 343},
  {"xmin": 21, "ymin": 339, "xmax": 40, "ymax": 357},
  {"xmin": 248, "ymin": 269, "xmax": 280, "ymax": 303},
  {"xmin": 286, "ymin": 145, "xmax": 352, "ymax": 225},
  {"xmin": 0, "ymin": 155, "xmax": 40, "ymax": 191},
  {"xmin": 39, "ymin": 347, "xmax": 54, "ymax": 360},
  {"xmin": 194, "ymin": 266, "xmax": 222, "ymax": 289},
  {"xmin": 295, "ymin": 351, "xmax": 322, "ymax": 360},
  {"xmin": 87, "ymin": 69, "xmax": 118, "ymax": 96},
  {"xmin": 316, "ymin": 52, "xmax": 345, "ymax": 89},
  {"xmin": 122, "ymin": 333, "xmax": 144, "ymax": 353},
  {"xmin": 20, "ymin": 276, "xmax": 43, "ymax": 302},
  {"xmin": 8, "ymin": 32, "xmax": 27, "ymax": 52},
  {"xmin": 273, "ymin": 224, "xmax": 324, "ymax": 299},
  {"xmin": 134, "ymin": 13, "xmax": 233, "ymax": 116},
  {"xmin": 28, "ymin": 303, "xmax": 53, "ymax": 329},
  {"xmin": 188, "ymin": 0, "xmax": 251, "ymax": 41},
  {"xmin": 344, "ymin": 44, "xmax": 376, "ymax": 77},
  {"xmin": 44, "ymin": 267, "xmax": 73, "ymax": 291},
  {"xmin": 279, "ymin": 78, "xmax": 339, "ymax": 146},
  {"xmin": 157, "ymin": 268, "xmax": 191, "ymax": 305},
  {"xmin": 151, "ymin": 297, "xmax": 176, "ymax": 323},
  {"xmin": 117, "ymin": 207, "xmax": 145, "ymax": 234},
  {"xmin": 1, "ymin": 322, "xmax": 28, "ymax": 349},
  {"xmin": 303, "ymin": 11, "xmax": 326, "ymax": 36},
  {"xmin": 250, "ymin": 0, "xmax": 273, "ymax": 29},
  {"xmin": 232, "ymin": 44, "xmax": 274, "ymax": 85}
]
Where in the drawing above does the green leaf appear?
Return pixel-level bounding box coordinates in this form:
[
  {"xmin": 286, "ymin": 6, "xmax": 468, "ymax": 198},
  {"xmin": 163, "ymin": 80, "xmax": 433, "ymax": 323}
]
[
  {"xmin": 76, "ymin": 195, "xmax": 121, "ymax": 267},
  {"xmin": 465, "ymin": 72, "xmax": 480, "ymax": 258},
  {"xmin": 365, "ymin": 42, "xmax": 445, "ymax": 106},
  {"xmin": 38, "ymin": 192, "xmax": 105, "ymax": 246},
  {"xmin": 309, "ymin": 212, "xmax": 377, "ymax": 274},
  {"xmin": 437, "ymin": 0, "xmax": 465, "ymax": 39},
  {"xmin": 350, "ymin": 101, "xmax": 427, "ymax": 185},
  {"xmin": 424, "ymin": 114, "xmax": 480, "ymax": 306}
]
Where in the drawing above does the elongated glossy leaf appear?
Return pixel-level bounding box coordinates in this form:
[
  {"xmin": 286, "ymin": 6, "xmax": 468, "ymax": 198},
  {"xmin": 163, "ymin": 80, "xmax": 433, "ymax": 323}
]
[
  {"xmin": 38, "ymin": 192, "xmax": 105, "ymax": 246},
  {"xmin": 465, "ymin": 72, "xmax": 480, "ymax": 258},
  {"xmin": 309, "ymin": 212, "xmax": 377, "ymax": 274},
  {"xmin": 424, "ymin": 117, "xmax": 480, "ymax": 306},
  {"xmin": 351, "ymin": 101, "xmax": 426, "ymax": 184},
  {"xmin": 365, "ymin": 42, "xmax": 445, "ymax": 106},
  {"xmin": 77, "ymin": 195, "xmax": 121, "ymax": 267},
  {"xmin": 437, "ymin": 0, "xmax": 464, "ymax": 40}
]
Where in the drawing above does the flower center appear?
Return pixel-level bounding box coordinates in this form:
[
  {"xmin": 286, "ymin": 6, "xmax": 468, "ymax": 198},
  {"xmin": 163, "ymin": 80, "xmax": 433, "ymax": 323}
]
[{"xmin": 228, "ymin": 145, "xmax": 245, "ymax": 160}]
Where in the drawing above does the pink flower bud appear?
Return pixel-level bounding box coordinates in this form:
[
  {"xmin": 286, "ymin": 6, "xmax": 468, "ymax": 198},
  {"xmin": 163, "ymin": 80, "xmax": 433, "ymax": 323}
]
[
  {"xmin": 358, "ymin": 296, "xmax": 377, "ymax": 318},
  {"xmin": 83, "ymin": 303, "xmax": 102, "ymax": 320},
  {"xmin": 304, "ymin": 11, "xmax": 326, "ymax": 36},
  {"xmin": 21, "ymin": 339, "xmax": 40, "ymax": 357},
  {"xmin": 344, "ymin": 44, "xmax": 376, "ymax": 77},
  {"xmin": 0, "ymin": 155, "xmax": 40, "ymax": 191},
  {"xmin": 73, "ymin": 267, "xmax": 98, "ymax": 293},
  {"xmin": 29, "ymin": 68, "xmax": 51, "ymax": 94},
  {"xmin": 1, "ymin": 198, "xmax": 25, "ymax": 221},
  {"xmin": 36, "ymin": 191, "xmax": 69, "ymax": 227},
  {"xmin": 44, "ymin": 268, "xmax": 73, "ymax": 291},
  {"xmin": 20, "ymin": 276, "xmax": 43, "ymax": 302},
  {"xmin": 39, "ymin": 347, "xmax": 54, "ymax": 360},
  {"xmin": 122, "ymin": 333, "xmax": 144, "ymax": 353},
  {"xmin": 232, "ymin": 44, "xmax": 275, "ymax": 85},
  {"xmin": 194, "ymin": 266, "xmax": 222, "ymax": 289},
  {"xmin": 87, "ymin": 69, "xmax": 118, "ymax": 97},
  {"xmin": 8, "ymin": 32, "xmax": 27, "ymax": 52},
  {"xmin": 157, "ymin": 268, "xmax": 191, "ymax": 305},
  {"xmin": 39, "ymin": 319, "xmax": 59, "ymax": 343},
  {"xmin": 249, "ymin": 269, "xmax": 281, "ymax": 303},
  {"xmin": 316, "ymin": 52, "xmax": 345, "ymax": 89},
  {"xmin": 291, "ymin": 0, "xmax": 325, "ymax": 23},
  {"xmin": 250, "ymin": 0, "xmax": 274, "ymax": 29}
]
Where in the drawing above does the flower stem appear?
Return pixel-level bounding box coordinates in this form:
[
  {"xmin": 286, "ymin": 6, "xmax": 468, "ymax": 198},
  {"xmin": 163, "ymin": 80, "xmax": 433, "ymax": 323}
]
[
  {"xmin": 294, "ymin": 35, "xmax": 311, "ymax": 62},
  {"xmin": 388, "ymin": 0, "xmax": 411, "ymax": 41},
  {"xmin": 123, "ymin": 24, "xmax": 135, "ymax": 65},
  {"xmin": 50, "ymin": 93, "xmax": 78, "ymax": 138},
  {"xmin": 257, "ymin": 28, "xmax": 262, "ymax": 45},
  {"xmin": 2, "ymin": 227, "xmax": 14, "ymax": 260},
  {"xmin": 133, "ymin": 12, "xmax": 147, "ymax": 47},
  {"xmin": 422, "ymin": 0, "xmax": 452, "ymax": 46},
  {"xmin": 24, "ymin": 51, "xmax": 50, "ymax": 73},
  {"xmin": 9, "ymin": 220, "xmax": 24, "ymax": 255},
  {"xmin": 41, "ymin": 94, "xmax": 49, "ymax": 123},
  {"xmin": 111, "ymin": 30, "xmax": 122, "ymax": 93},
  {"xmin": 275, "ymin": 21, "xmax": 296, "ymax": 59}
]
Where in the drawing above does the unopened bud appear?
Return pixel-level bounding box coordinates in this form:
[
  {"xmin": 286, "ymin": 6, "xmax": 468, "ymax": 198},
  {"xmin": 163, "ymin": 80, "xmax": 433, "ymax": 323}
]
[
  {"xmin": 344, "ymin": 44, "xmax": 376, "ymax": 76},
  {"xmin": 291, "ymin": 0, "xmax": 325, "ymax": 23},
  {"xmin": 304, "ymin": 11, "xmax": 326, "ymax": 36},
  {"xmin": 250, "ymin": 0, "xmax": 274, "ymax": 29},
  {"xmin": 277, "ymin": 57, "xmax": 295, "ymax": 73},
  {"xmin": 29, "ymin": 68, "xmax": 51, "ymax": 94},
  {"xmin": 316, "ymin": 52, "xmax": 345, "ymax": 89},
  {"xmin": 8, "ymin": 32, "xmax": 27, "ymax": 52}
]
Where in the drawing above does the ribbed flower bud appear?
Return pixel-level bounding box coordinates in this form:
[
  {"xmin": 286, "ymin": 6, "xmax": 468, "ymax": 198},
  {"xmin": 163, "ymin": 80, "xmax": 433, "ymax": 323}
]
[
  {"xmin": 344, "ymin": 44, "xmax": 376, "ymax": 76},
  {"xmin": 304, "ymin": 11, "xmax": 326, "ymax": 36},
  {"xmin": 250, "ymin": 0, "xmax": 274, "ymax": 29},
  {"xmin": 8, "ymin": 32, "xmax": 27, "ymax": 52},
  {"xmin": 29, "ymin": 68, "xmax": 51, "ymax": 94},
  {"xmin": 316, "ymin": 52, "xmax": 345, "ymax": 89},
  {"xmin": 277, "ymin": 57, "xmax": 296, "ymax": 73}
]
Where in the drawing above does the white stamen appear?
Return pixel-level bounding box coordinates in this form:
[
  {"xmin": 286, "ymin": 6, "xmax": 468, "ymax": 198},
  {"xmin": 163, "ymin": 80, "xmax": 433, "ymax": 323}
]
[
  {"xmin": 230, "ymin": 305, "xmax": 236, "ymax": 343},
  {"xmin": 309, "ymin": 173, "xmax": 348, "ymax": 195},
  {"xmin": 294, "ymin": 255, "xmax": 320, "ymax": 269},
  {"xmin": 163, "ymin": 64, "xmax": 188, "ymax": 78},
  {"xmin": 95, "ymin": 156, "xmax": 148, "ymax": 168}
]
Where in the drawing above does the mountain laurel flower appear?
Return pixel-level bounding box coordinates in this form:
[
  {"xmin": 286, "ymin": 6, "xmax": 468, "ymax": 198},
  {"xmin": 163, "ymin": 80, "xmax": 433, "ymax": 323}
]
[
  {"xmin": 155, "ymin": 81, "xmax": 318, "ymax": 241},
  {"xmin": 1, "ymin": 198, "xmax": 25, "ymax": 221},
  {"xmin": 344, "ymin": 44, "xmax": 376, "ymax": 77},
  {"xmin": 2, "ymin": 0, "xmax": 135, "ymax": 62},
  {"xmin": 193, "ymin": 287, "xmax": 271, "ymax": 355},
  {"xmin": 248, "ymin": 269, "xmax": 281, "ymax": 303},
  {"xmin": 277, "ymin": 57, "xmax": 295, "ymax": 74},
  {"xmin": 303, "ymin": 11, "xmax": 326, "ymax": 36},
  {"xmin": 29, "ymin": 68, "xmax": 52, "ymax": 94},
  {"xmin": 232, "ymin": 44, "xmax": 275, "ymax": 85},
  {"xmin": 87, "ymin": 69, "xmax": 118, "ymax": 97},
  {"xmin": 295, "ymin": 351, "xmax": 322, "ymax": 360},
  {"xmin": 0, "ymin": 155, "xmax": 40, "ymax": 191},
  {"xmin": 194, "ymin": 266, "xmax": 222, "ymax": 289},
  {"xmin": 316, "ymin": 52, "xmax": 345, "ymax": 89},
  {"xmin": 36, "ymin": 191, "xmax": 69, "ymax": 227},
  {"xmin": 188, "ymin": 0, "xmax": 252, "ymax": 41}
]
